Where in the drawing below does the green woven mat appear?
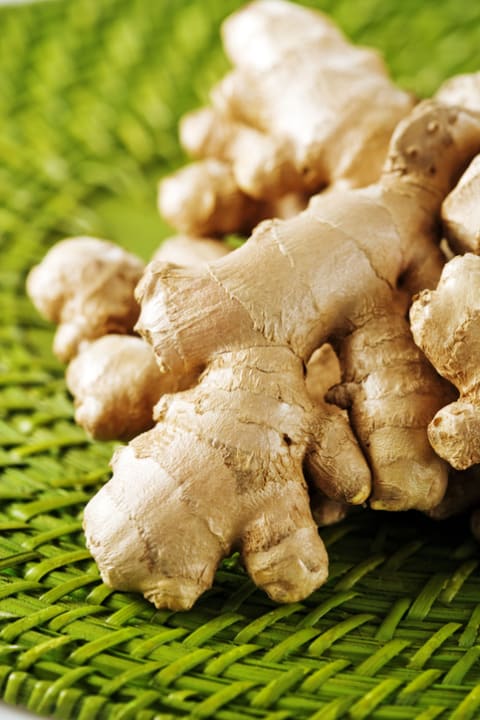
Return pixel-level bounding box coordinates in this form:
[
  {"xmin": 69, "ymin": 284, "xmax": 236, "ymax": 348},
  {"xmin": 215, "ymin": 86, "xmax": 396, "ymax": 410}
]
[{"xmin": 2, "ymin": 0, "xmax": 480, "ymax": 718}]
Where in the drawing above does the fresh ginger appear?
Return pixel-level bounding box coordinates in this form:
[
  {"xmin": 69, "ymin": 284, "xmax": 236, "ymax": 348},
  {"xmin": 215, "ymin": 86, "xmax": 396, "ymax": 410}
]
[
  {"xmin": 159, "ymin": 0, "xmax": 413, "ymax": 237},
  {"xmin": 411, "ymin": 254, "xmax": 480, "ymax": 470},
  {"xmin": 27, "ymin": 237, "xmax": 144, "ymax": 361},
  {"xmin": 66, "ymin": 335, "xmax": 167, "ymax": 441},
  {"xmin": 151, "ymin": 234, "xmax": 230, "ymax": 265},
  {"xmin": 306, "ymin": 345, "xmax": 351, "ymax": 527},
  {"xmin": 28, "ymin": 235, "xmax": 231, "ymax": 440},
  {"xmin": 82, "ymin": 98, "xmax": 480, "ymax": 611},
  {"xmin": 441, "ymin": 155, "xmax": 480, "ymax": 254}
]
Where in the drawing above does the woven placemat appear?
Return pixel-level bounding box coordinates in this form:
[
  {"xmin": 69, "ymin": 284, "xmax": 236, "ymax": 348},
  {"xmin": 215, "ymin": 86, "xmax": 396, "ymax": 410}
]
[{"xmin": 2, "ymin": 0, "xmax": 480, "ymax": 718}]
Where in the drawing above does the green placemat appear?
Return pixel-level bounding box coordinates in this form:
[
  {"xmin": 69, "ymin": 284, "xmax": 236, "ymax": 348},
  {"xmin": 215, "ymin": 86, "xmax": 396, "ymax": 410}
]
[{"xmin": 2, "ymin": 0, "xmax": 480, "ymax": 718}]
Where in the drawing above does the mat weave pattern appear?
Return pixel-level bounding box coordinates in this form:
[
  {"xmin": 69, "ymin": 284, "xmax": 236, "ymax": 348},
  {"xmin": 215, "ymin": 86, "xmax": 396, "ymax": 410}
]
[{"xmin": 2, "ymin": 1, "xmax": 480, "ymax": 718}]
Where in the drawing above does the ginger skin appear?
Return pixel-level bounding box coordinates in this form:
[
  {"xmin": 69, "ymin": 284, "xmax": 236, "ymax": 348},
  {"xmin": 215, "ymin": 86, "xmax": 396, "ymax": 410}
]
[
  {"xmin": 83, "ymin": 99, "xmax": 480, "ymax": 611},
  {"xmin": 306, "ymin": 346, "xmax": 351, "ymax": 526},
  {"xmin": 159, "ymin": 0, "xmax": 413, "ymax": 237},
  {"xmin": 151, "ymin": 234, "xmax": 230, "ymax": 265},
  {"xmin": 411, "ymin": 254, "xmax": 480, "ymax": 470},
  {"xmin": 66, "ymin": 336, "xmax": 172, "ymax": 442},
  {"xmin": 29, "ymin": 235, "xmax": 230, "ymax": 441},
  {"xmin": 441, "ymin": 155, "xmax": 480, "ymax": 254},
  {"xmin": 27, "ymin": 237, "xmax": 144, "ymax": 362}
]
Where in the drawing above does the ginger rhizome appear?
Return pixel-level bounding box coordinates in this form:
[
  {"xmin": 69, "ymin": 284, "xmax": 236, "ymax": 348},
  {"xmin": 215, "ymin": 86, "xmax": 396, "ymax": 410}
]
[
  {"xmin": 411, "ymin": 254, "xmax": 480, "ymax": 470},
  {"xmin": 442, "ymin": 155, "xmax": 480, "ymax": 254},
  {"xmin": 27, "ymin": 235, "xmax": 229, "ymax": 440},
  {"xmin": 159, "ymin": 0, "xmax": 413, "ymax": 237},
  {"xmin": 82, "ymin": 98, "xmax": 480, "ymax": 610},
  {"xmin": 66, "ymin": 335, "xmax": 167, "ymax": 442},
  {"xmin": 27, "ymin": 237, "xmax": 144, "ymax": 362}
]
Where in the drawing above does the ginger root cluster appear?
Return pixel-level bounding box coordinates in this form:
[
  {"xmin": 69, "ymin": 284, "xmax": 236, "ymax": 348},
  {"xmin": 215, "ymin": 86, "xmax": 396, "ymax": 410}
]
[{"xmin": 27, "ymin": 0, "xmax": 480, "ymax": 610}]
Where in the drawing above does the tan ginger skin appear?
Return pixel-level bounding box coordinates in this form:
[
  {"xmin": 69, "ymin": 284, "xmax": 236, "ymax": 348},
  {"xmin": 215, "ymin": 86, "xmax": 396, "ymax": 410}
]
[
  {"xmin": 27, "ymin": 237, "xmax": 144, "ymax": 362},
  {"xmin": 28, "ymin": 231, "xmax": 350, "ymax": 528},
  {"xmin": 28, "ymin": 235, "xmax": 230, "ymax": 441},
  {"xmin": 435, "ymin": 73, "xmax": 480, "ymax": 254},
  {"xmin": 411, "ymin": 254, "xmax": 480, "ymax": 470},
  {"xmin": 83, "ymin": 99, "xmax": 480, "ymax": 611},
  {"xmin": 66, "ymin": 336, "xmax": 170, "ymax": 442},
  {"xmin": 159, "ymin": 0, "xmax": 413, "ymax": 237},
  {"xmin": 28, "ymin": 232, "xmax": 343, "ymax": 451},
  {"xmin": 441, "ymin": 155, "xmax": 480, "ymax": 254}
]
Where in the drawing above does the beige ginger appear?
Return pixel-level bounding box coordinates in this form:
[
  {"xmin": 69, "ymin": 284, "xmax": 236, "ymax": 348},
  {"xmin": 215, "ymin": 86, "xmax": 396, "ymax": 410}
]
[
  {"xmin": 28, "ymin": 230, "xmax": 354, "ymax": 532},
  {"xmin": 67, "ymin": 235, "xmax": 231, "ymax": 439},
  {"xmin": 306, "ymin": 345, "xmax": 351, "ymax": 526},
  {"xmin": 435, "ymin": 73, "xmax": 480, "ymax": 254},
  {"xmin": 442, "ymin": 155, "xmax": 480, "ymax": 254},
  {"xmin": 83, "ymin": 99, "xmax": 480, "ymax": 610},
  {"xmin": 159, "ymin": 0, "xmax": 413, "ymax": 237},
  {"xmin": 411, "ymin": 254, "xmax": 480, "ymax": 470},
  {"xmin": 66, "ymin": 335, "xmax": 169, "ymax": 442},
  {"xmin": 27, "ymin": 237, "xmax": 144, "ymax": 362},
  {"xmin": 28, "ymin": 235, "xmax": 229, "ymax": 440}
]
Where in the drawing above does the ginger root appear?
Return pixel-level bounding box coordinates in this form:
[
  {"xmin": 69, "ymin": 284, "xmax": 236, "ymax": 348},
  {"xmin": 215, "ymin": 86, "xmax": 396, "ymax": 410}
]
[
  {"xmin": 28, "ymin": 235, "xmax": 230, "ymax": 441},
  {"xmin": 66, "ymin": 335, "xmax": 169, "ymax": 441},
  {"xmin": 83, "ymin": 97, "xmax": 480, "ymax": 610},
  {"xmin": 442, "ymin": 155, "xmax": 480, "ymax": 254},
  {"xmin": 411, "ymin": 254, "xmax": 480, "ymax": 469},
  {"xmin": 27, "ymin": 237, "xmax": 144, "ymax": 361},
  {"xmin": 306, "ymin": 345, "xmax": 351, "ymax": 527},
  {"xmin": 151, "ymin": 234, "xmax": 230, "ymax": 265},
  {"xmin": 159, "ymin": 0, "xmax": 413, "ymax": 237},
  {"xmin": 84, "ymin": 345, "xmax": 366, "ymax": 610}
]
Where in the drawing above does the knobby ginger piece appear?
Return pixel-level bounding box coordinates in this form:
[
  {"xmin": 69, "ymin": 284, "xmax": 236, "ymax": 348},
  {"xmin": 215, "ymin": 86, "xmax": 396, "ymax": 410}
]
[
  {"xmin": 435, "ymin": 72, "xmax": 480, "ymax": 254},
  {"xmin": 435, "ymin": 71, "xmax": 480, "ymax": 116},
  {"xmin": 67, "ymin": 335, "xmax": 170, "ymax": 441},
  {"xmin": 34, "ymin": 235, "xmax": 230, "ymax": 441},
  {"xmin": 84, "ymin": 346, "xmax": 362, "ymax": 610},
  {"xmin": 411, "ymin": 254, "xmax": 480, "ymax": 470},
  {"xmin": 159, "ymin": 0, "xmax": 414, "ymax": 236},
  {"xmin": 151, "ymin": 234, "xmax": 230, "ymax": 265},
  {"xmin": 442, "ymin": 155, "xmax": 480, "ymax": 254},
  {"xmin": 83, "ymin": 99, "xmax": 480, "ymax": 611},
  {"xmin": 159, "ymin": 160, "xmax": 272, "ymax": 237},
  {"xmin": 26, "ymin": 237, "xmax": 144, "ymax": 361}
]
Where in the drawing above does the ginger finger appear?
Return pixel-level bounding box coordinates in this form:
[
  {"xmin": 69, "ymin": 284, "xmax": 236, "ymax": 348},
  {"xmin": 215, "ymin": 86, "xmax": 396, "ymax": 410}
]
[
  {"xmin": 66, "ymin": 335, "xmax": 181, "ymax": 442},
  {"xmin": 304, "ymin": 344, "xmax": 371, "ymax": 504},
  {"xmin": 442, "ymin": 155, "xmax": 480, "ymax": 254},
  {"xmin": 180, "ymin": 107, "xmax": 302, "ymax": 200},
  {"xmin": 151, "ymin": 234, "xmax": 230, "ymax": 265},
  {"xmin": 241, "ymin": 489, "xmax": 328, "ymax": 604},
  {"xmin": 26, "ymin": 237, "xmax": 144, "ymax": 362},
  {"xmin": 329, "ymin": 311, "xmax": 451, "ymax": 511},
  {"xmin": 221, "ymin": 0, "xmax": 346, "ymax": 74},
  {"xmin": 67, "ymin": 235, "xmax": 230, "ymax": 441},
  {"xmin": 160, "ymin": 1, "xmax": 413, "ymax": 238},
  {"xmin": 158, "ymin": 159, "xmax": 271, "ymax": 237},
  {"xmin": 411, "ymin": 254, "xmax": 480, "ymax": 470},
  {"xmin": 435, "ymin": 71, "xmax": 480, "ymax": 116},
  {"xmin": 84, "ymin": 346, "xmax": 333, "ymax": 609}
]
